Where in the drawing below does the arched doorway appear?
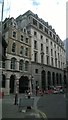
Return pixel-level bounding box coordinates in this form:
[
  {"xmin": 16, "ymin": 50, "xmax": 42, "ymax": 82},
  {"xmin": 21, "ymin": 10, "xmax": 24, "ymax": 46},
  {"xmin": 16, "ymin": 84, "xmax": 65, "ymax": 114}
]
[
  {"xmin": 19, "ymin": 76, "xmax": 29, "ymax": 93},
  {"xmin": 10, "ymin": 75, "xmax": 15, "ymax": 93},
  {"xmin": 47, "ymin": 71, "xmax": 51, "ymax": 89},
  {"xmin": 64, "ymin": 74, "xmax": 67, "ymax": 88},
  {"xmin": 41, "ymin": 70, "xmax": 46, "ymax": 91},
  {"xmin": 59, "ymin": 74, "xmax": 62, "ymax": 85},
  {"xmin": 2, "ymin": 74, "xmax": 6, "ymax": 88},
  {"xmin": 56, "ymin": 73, "xmax": 59, "ymax": 85},
  {"xmin": 52, "ymin": 72, "xmax": 55, "ymax": 86}
]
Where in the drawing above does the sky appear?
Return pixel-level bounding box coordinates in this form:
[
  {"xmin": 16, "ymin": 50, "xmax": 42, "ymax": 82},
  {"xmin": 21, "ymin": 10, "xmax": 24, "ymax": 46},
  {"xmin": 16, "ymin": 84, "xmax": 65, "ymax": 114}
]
[{"xmin": 0, "ymin": 0, "xmax": 68, "ymax": 40}]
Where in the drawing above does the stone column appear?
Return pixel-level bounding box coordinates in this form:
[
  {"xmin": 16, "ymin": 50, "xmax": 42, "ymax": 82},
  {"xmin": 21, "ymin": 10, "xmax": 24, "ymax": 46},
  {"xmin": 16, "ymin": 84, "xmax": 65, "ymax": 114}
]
[
  {"xmin": 5, "ymin": 73, "xmax": 10, "ymax": 95},
  {"xmin": 46, "ymin": 72, "xmax": 48, "ymax": 90},
  {"xmin": 5, "ymin": 60, "xmax": 11, "ymax": 70}
]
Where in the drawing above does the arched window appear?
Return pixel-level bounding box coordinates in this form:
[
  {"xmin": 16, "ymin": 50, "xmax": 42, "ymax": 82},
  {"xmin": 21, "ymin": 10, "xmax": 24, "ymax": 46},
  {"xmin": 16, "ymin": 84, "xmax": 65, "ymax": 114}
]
[
  {"xmin": 20, "ymin": 46, "xmax": 24, "ymax": 55},
  {"xmin": 12, "ymin": 42, "xmax": 16, "ymax": 52},
  {"xmin": 25, "ymin": 61, "xmax": 29, "ymax": 71},
  {"xmin": 11, "ymin": 58, "xmax": 16, "ymax": 69},
  {"xmin": 19, "ymin": 60, "xmax": 24, "ymax": 70}
]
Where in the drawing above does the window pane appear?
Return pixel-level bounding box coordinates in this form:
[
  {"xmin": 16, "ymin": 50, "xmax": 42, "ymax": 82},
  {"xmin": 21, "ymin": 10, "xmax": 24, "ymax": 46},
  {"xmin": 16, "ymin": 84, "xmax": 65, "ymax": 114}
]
[
  {"xmin": 12, "ymin": 42, "xmax": 16, "ymax": 52},
  {"xmin": 13, "ymin": 31, "xmax": 16, "ymax": 38}
]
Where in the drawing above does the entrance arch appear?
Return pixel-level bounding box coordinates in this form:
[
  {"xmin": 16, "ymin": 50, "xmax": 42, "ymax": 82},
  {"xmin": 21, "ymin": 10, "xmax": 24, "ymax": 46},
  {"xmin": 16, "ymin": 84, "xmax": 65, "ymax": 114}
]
[
  {"xmin": 52, "ymin": 72, "xmax": 55, "ymax": 86},
  {"xmin": 10, "ymin": 75, "xmax": 15, "ymax": 93},
  {"xmin": 56, "ymin": 73, "xmax": 59, "ymax": 85},
  {"xmin": 19, "ymin": 76, "xmax": 29, "ymax": 93},
  {"xmin": 41, "ymin": 70, "xmax": 46, "ymax": 91},
  {"xmin": 47, "ymin": 71, "xmax": 51, "ymax": 89}
]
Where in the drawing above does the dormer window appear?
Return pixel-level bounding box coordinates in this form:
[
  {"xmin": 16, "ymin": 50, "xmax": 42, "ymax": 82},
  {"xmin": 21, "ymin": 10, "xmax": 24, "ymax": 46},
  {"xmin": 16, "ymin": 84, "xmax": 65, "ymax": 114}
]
[
  {"xmin": 50, "ymin": 31, "xmax": 52, "ymax": 37},
  {"xmin": 53, "ymin": 34, "xmax": 55, "ymax": 39},
  {"xmin": 33, "ymin": 19, "xmax": 37, "ymax": 26},
  {"xmin": 39, "ymin": 23, "xmax": 43, "ymax": 30},
  {"xmin": 56, "ymin": 37, "xmax": 58, "ymax": 42},
  {"xmin": 45, "ymin": 27, "xmax": 48, "ymax": 34}
]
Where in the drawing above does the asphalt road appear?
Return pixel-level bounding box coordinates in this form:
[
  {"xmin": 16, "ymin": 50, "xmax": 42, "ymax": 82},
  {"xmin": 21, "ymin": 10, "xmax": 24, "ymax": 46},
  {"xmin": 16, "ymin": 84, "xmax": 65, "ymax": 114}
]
[
  {"xmin": 37, "ymin": 94, "xmax": 66, "ymax": 119},
  {"xmin": 2, "ymin": 93, "xmax": 67, "ymax": 119}
]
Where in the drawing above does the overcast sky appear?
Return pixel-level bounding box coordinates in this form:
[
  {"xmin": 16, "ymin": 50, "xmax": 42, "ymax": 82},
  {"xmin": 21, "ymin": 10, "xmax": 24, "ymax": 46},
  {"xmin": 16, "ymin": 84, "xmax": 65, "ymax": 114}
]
[{"xmin": 0, "ymin": 0, "xmax": 68, "ymax": 40}]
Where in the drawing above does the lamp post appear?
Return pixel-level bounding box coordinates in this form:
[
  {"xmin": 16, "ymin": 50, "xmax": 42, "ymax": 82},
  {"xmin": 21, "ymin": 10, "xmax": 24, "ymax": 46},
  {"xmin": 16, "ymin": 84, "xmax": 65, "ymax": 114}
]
[
  {"xmin": 29, "ymin": 75, "xmax": 34, "ymax": 95},
  {"xmin": 29, "ymin": 75, "xmax": 32, "ymax": 95}
]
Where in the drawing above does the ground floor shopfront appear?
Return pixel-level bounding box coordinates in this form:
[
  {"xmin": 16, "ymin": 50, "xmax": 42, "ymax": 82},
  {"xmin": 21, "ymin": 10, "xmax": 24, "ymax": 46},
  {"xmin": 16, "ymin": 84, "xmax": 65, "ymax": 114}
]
[{"xmin": 2, "ymin": 63, "xmax": 67, "ymax": 95}]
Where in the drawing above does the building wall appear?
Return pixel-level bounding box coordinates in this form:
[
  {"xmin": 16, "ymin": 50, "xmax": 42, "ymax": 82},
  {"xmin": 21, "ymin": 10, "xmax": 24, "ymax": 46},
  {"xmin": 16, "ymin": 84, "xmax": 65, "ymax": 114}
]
[
  {"xmin": 16, "ymin": 10, "xmax": 66, "ymax": 91},
  {"xmin": 2, "ymin": 18, "xmax": 31, "ymax": 95}
]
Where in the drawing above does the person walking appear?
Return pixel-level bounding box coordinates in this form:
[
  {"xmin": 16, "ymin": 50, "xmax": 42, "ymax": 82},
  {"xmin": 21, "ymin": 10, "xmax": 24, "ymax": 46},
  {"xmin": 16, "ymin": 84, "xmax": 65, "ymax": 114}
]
[{"xmin": 14, "ymin": 92, "xmax": 18, "ymax": 105}]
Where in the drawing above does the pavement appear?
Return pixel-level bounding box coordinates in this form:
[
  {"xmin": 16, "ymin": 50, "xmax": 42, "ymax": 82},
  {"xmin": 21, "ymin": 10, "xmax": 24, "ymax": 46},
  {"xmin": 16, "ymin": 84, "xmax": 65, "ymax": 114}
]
[
  {"xmin": 2, "ymin": 94, "xmax": 47, "ymax": 119},
  {"xmin": 1, "ymin": 93, "xmax": 67, "ymax": 119}
]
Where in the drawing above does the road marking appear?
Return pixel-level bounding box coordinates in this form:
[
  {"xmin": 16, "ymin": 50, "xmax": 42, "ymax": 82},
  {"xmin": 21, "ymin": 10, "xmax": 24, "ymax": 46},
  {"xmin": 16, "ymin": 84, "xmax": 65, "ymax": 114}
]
[{"xmin": 35, "ymin": 109, "xmax": 47, "ymax": 118}]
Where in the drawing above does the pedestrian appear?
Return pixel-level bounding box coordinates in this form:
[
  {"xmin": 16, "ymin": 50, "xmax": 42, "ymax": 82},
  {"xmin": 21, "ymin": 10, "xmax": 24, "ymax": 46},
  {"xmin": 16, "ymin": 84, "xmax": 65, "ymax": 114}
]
[{"xmin": 14, "ymin": 92, "xmax": 18, "ymax": 105}]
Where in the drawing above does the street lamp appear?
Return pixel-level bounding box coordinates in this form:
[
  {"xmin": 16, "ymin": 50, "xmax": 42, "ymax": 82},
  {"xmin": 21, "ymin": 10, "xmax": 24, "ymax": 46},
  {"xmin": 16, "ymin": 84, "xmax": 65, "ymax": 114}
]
[
  {"xmin": 28, "ymin": 75, "xmax": 34, "ymax": 95},
  {"xmin": 29, "ymin": 75, "xmax": 32, "ymax": 95}
]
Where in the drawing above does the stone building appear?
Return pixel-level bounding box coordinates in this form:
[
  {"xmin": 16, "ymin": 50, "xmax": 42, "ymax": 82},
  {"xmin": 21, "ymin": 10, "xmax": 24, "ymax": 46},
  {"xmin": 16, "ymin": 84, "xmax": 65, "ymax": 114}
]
[
  {"xmin": 0, "ymin": 32, "xmax": 7, "ymax": 92},
  {"xmin": 16, "ymin": 10, "xmax": 66, "ymax": 92},
  {"xmin": 2, "ymin": 17, "xmax": 31, "ymax": 95},
  {"xmin": 2, "ymin": 10, "xmax": 67, "ymax": 95}
]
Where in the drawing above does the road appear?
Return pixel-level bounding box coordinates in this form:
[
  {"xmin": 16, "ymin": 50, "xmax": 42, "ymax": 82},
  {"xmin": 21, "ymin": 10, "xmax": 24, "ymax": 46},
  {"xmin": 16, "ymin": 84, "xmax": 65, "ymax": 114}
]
[
  {"xmin": 37, "ymin": 94, "xmax": 66, "ymax": 119},
  {"xmin": 2, "ymin": 93, "xmax": 67, "ymax": 119}
]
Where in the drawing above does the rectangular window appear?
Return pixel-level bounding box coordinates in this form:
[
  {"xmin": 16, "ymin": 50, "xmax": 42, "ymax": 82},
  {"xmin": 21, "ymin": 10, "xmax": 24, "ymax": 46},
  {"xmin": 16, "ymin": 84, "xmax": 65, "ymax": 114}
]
[
  {"xmin": 13, "ymin": 31, "xmax": 16, "ymax": 38},
  {"xmin": 46, "ymin": 46, "xmax": 49, "ymax": 54},
  {"xmin": 45, "ymin": 27, "xmax": 48, "ymax": 34},
  {"xmin": 26, "ymin": 37, "xmax": 29, "ymax": 43},
  {"xmin": 41, "ymin": 43, "xmax": 43, "ymax": 51},
  {"xmin": 46, "ymin": 56, "xmax": 49, "ymax": 65},
  {"xmin": 58, "ymin": 53, "xmax": 59, "ymax": 59},
  {"xmin": 50, "ymin": 41, "xmax": 52, "ymax": 46},
  {"xmin": 34, "ymin": 52, "xmax": 37, "ymax": 62},
  {"xmin": 40, "ymin": 35, "xmax": 43, "ymax": 39},
  {"xmin": 20, "ymin": 46, "xmax": 24, "ymax": 55},
  {"xmin": 58, "ymin": 61, "xmax": 60, "ymax": 68},
  {"xmin": 33, "ymin": 19, "xmax": 37, "ymax": 26},
  {"xmin": 55, "ymin": 58, "xmax": 57, "ymax": 67},
  {"xmin": 46, "ymin": 38, "xmax": 48, "ymax": 43},
  {"xmin": 53, "ymin": 34, "xmax": 55, "ymax": 39},
  {"xmin": 54, "ymin": 44, "xmax": 56, "ymax": 48},
  {"xmin": 50, "ymin": 31, "xmax": 52, "ymax": 37},
  {"xmin": 34, "ymin": 40, "xmax": 37, "ymax": 49},
  {"xmin": 51, "ymin": 57, "xmax": 53, "ymax": 66},
  {"xmin": 25, "ymin": 48, "xmax": 28, "ymax": 56},
  {"xmin": 35, "ymin": 69, "xmax": 38, "ymax": 73},
  {"xmin": 51, "ymin": 49, "xmax": 53, "ymax": 56},
  {"xmin": 55, "ymin": 51, "xmax": 57, "ymax": 58},
  {"xmin": 41, "ymin": 55, "xmax": 44, "ymax": 64},
  {"xmin": 34, "ymin": 31, "xmax": 37, "ymax": 36},
  {"xmin": 56, "ymin": 37, "xmax": 58, "ymax": 42}
]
